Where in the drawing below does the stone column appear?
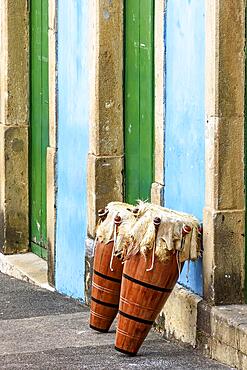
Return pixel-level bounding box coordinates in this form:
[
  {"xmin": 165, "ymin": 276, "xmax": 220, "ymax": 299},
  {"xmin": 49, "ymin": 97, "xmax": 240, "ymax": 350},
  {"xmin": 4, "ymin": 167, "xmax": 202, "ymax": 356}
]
[
  {"xmin": 85, "ymin": 0, "xmax": 124, "ymax": 303},
  {"xmin": 87, "ymin": 0, "xmax": 124, "ymax": 239},
  {"xmin": 0, "ymin": 1, "xmax": 29, "ymax": 254},
  {"xmin": 203, "ymin": 0, "xmax": 245, "ymax": 304}
]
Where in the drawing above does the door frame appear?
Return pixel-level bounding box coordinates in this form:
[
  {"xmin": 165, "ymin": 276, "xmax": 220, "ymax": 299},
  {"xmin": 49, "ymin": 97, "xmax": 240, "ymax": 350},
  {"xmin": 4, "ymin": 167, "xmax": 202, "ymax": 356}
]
[{"xmin": 204, "ymin": 0, "xmax": 245, "ymax": 304}]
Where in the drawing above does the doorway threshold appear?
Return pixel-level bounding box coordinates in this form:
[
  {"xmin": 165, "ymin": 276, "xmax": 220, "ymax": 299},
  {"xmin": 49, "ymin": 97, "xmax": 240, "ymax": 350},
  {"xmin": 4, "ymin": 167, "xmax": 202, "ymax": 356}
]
[{"xmin": 0, "ymin": 252, "xmax": 54, "ymax": 292}]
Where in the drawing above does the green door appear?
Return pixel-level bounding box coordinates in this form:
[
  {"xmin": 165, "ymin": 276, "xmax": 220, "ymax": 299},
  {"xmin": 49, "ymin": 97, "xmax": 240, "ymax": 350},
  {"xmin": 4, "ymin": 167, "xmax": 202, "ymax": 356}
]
[
  {"xmin": 124, "ymin": 0, "xmax": 154, "ymax": 204},
  {"xmin": 30, "ymin": 0, "xmax": 49, "ymax": 259}
]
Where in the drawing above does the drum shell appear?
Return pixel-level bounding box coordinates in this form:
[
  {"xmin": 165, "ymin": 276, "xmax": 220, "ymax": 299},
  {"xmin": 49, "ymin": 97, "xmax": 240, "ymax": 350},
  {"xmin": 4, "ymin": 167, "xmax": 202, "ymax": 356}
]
[
  {"xmin": 115, "ymin": 252, "xmax": 180, "ymax": 355},
  {"xmin": 90, "ymin": 241, "xmax": 123, "ymax": 332}
]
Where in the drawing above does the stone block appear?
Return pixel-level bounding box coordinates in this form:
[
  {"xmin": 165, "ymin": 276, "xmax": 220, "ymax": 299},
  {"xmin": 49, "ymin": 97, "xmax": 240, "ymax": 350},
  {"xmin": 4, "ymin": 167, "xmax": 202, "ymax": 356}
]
[
  {"xmin": 197, "ymin": 303, "xmax": 247, "ymax": 368},
  {"xmin": 0, "ymin": 0, "xmax": 29, "ymax": 126},
  {"xmin": 203, "ymin": 207, "xmax": 244, "ymax": 304},
  {"xmin": 197, "ymin": 300, "xmax": 212, "ymax": 336},
  {"xmin": 151, "ymin": 182, "xmax": 164, "ymax": 206},
  {"xmin": 90, "ymin": 0, "xmax": 124, "ymax": 157},
  {"xmin": 205, "ymin": 116, "xmax": 244, "ymax": 211},
  {"xmin": 211, "ymin": 339, "xmax": 240, "ymax": 369},
  {"xmin": 211, "ymin": 310, "xmax": 239, "ymax": 350},
  {"xmin": 239, "ymin": 353, "xmax": 247, "ymax": 370},
  {"xmin": 0, "ymin": 125, "xmax": 29, "ymax": 253},
  {"xmin": 210, "ymin": 305, "xmax": 247, "ymax": 357},
  {"xmin": 205, "ymin": 0, "xmax": 245, "ymax": 118},
  {"xmin": 217, "ymin": 115, "xmax": 244, "ymax": 210},
  {"xmin": 217, "ymin": 0, "xmax": 245, "ymax": 118},
  {"xmin": 239, "ymin": 323, "xmax": 247, "ymax": 355},
  {"xmin": 156, "ymin": 284, "xmax": 202, "ymax": 347},
  {"xmin": 0, "ymin": 0, "xmax": 7, "ymax": 125},
  {"xmin": 87, "ymin": 153, "xmax": 124, "ymax": 237}
]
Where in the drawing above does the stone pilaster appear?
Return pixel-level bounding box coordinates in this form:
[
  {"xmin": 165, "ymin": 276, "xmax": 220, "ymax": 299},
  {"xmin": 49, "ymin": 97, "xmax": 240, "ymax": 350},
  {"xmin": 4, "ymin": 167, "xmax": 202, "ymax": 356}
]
[
  {"xmin": 85, "ymin": 0, "xmax": 124, "ymax": 301},
  {"xmin": 87, "ymin": 0, "xmax": 124, "ymax": 238},
  {"xmin": 204, "ymin": 0, "xmax": 245, "ymax": 304},
  {"xmin": 0, "ymin": 0, "xmax": 29, "ymax": 254}
]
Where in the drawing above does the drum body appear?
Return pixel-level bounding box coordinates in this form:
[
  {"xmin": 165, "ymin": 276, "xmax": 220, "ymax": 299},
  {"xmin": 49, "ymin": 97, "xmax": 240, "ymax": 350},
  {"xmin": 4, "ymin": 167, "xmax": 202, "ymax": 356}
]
[
  {"xmin": 90, "ymin": 241, "xmax": 123, "ymax": 332},
  {"xmin": 115, "ymin": 252, "xmax": 180, "ymax": 355}
]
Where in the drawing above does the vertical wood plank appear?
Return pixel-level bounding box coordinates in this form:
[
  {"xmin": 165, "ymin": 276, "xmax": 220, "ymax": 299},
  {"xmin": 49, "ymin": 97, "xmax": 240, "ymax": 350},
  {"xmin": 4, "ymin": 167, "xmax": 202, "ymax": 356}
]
[
  {"xmin": 125, "ymin": 0, "xmax": 140, "ymax": 203},
  {"xmin": 139, "ymin": 0, "xmax": 154, "ymax": 199},
  {"xmin": 124, "ymin": 0, "xmax": 154, "ymax": 203},
  {"xmin": 30, "ymin": 0, "xmax": 42, "ymax": 250},
  {"xmin": 30, "ymin": 0, "xmax": 49, "ymax": 259},
  {"xmin": 41, "ymin": 0, "xmax": 49, "ymax": 250}
]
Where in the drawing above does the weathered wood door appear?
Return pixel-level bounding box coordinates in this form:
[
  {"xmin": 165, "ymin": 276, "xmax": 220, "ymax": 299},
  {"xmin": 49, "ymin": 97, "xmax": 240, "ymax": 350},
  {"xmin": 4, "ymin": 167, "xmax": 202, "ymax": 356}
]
[
  {"xmin": 30, "ymin": 0, "xmax": 49, "ymax": 259},
  {"xmin": 124, "ymin": 0, "xmax": 154, "ymax": 204}
]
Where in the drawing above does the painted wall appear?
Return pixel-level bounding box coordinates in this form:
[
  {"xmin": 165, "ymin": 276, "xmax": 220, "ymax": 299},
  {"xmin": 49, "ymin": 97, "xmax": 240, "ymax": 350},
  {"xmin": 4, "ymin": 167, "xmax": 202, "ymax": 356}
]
[
  {"xmin": 164, "ymin": 0, "xmax": 205, "ymax": 295},
  {"xmin": 56, "ymin": 0, "xmax": 89, "ymax": 300}
]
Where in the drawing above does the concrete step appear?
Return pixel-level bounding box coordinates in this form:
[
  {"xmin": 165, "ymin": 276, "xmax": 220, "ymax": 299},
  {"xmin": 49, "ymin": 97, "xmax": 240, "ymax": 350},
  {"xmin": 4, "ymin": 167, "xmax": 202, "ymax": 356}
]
[{"xmin": 0, "ymin": 252, "xmax": 53, "ymax": 291}]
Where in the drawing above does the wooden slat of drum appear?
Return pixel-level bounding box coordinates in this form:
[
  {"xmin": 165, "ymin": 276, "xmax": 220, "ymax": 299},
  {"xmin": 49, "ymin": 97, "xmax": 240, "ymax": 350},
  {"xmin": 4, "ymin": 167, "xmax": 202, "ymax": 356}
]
[
  {"xmin": 90, "ymin": 241, "xmax": 123, "ymax": 333},
  {"xmin": 115, "ymin": 252, "xmax": 179, "ymax": 355},
  {"xmin": 93, "ymin": 242, "xmax": 123, "ymax": 280},
  {"xmin": 115, "ymin": 315, "xmax": 151, "ymax": 355}
]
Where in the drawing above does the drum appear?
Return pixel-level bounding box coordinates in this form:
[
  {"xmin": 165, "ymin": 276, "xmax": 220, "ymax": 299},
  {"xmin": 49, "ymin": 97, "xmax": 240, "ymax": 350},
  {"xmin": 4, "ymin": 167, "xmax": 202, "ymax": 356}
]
[
  {"xmin": 115, "ymin": 248, "xmax": 180, "ymax": 355},
  {"xmin": 90, "ymin": 204, "xmax": 136, "ymax": 333},
  {"xmin": 115, "ymin": 212, "xmax": 198, "ymax": 355},
  {"xmin": 90, "ymin": 239, "xmax": 123, "ymax": 332}
]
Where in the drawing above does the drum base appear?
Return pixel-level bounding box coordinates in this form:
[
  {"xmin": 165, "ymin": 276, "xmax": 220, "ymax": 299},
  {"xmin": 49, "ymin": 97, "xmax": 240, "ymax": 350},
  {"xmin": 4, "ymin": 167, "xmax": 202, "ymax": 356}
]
[
  {"xmin": 89, "ymin": 324, "xmax": 109, "ymax": 333},
  {"xmin": 115, "ymin": 346, "xmax": 137, "ymax": 356}
]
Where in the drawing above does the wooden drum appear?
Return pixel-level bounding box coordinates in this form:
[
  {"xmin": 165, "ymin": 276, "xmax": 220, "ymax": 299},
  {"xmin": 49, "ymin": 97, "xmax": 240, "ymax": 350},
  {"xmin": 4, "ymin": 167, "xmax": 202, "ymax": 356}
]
[
  {"xmin": 115, "ymin": 250, "xmax": 179, "ymax": 355},
  {"xmin": 90, "ymin": 239, "xmax": 123, "ymax": 333},
  {"xmin": 90, "ymin": 204, "xmax": 136, "ymax": 333},
  {"xmin": 115, "ymin": 212, "xmax": 197, "ymax": 356}
]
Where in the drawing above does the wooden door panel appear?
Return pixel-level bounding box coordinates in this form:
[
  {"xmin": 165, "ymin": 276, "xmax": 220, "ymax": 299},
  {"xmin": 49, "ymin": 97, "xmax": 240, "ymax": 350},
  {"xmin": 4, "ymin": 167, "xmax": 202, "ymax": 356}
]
[
  {"xmin": 30, "ymin": 0, "xmax": 49, "ymax": 259},
  {"xmin": 125, "ymin": 0, "xmax": 154, "ymax": 204}
]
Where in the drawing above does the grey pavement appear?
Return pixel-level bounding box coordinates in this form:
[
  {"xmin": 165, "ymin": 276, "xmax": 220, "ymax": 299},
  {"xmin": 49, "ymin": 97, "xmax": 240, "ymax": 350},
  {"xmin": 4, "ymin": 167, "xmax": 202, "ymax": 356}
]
[{"xmin": 0, "ymin": 272, "xmax": 232, "ymax": 370}]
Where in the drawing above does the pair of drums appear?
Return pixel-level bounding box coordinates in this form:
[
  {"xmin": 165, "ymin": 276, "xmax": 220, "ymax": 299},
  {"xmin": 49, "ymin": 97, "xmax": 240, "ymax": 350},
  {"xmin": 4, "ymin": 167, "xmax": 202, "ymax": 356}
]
[{"xmin": 90, "ymin": 239, "xmax": 180, "ymax": 356}]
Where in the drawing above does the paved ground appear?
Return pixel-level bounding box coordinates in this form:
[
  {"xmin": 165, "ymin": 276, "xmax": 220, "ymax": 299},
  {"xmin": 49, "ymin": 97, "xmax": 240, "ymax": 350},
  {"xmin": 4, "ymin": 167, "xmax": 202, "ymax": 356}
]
[{"xmin": 0, "ymin": 272, "xmax": 233, "ymax": 370}]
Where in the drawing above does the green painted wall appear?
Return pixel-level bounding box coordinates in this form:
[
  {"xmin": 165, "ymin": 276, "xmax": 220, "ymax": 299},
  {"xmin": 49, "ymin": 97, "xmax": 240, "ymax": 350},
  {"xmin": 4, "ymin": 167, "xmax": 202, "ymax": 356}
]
[
  {"xmin": 30, "ymin": 0, "xmax": 49, "ymax": 259},
  {"xmin": 124, "ymin": 0, "xmax": 154, "ymax": 204}
]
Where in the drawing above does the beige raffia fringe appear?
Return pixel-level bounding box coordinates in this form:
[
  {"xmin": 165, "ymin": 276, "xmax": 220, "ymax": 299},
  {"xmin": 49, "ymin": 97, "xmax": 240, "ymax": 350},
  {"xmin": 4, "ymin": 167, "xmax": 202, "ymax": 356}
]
[
  {"xmin": 95, "ymin": 202, "xmax": 137, "ymax": 258},
  {"xmin": 125, "ymin": 201, "xmax": 201, "ymax": 263},
  {"xmin": 95, "ymin": 201, "xmax": 201, "ymax": 263}
]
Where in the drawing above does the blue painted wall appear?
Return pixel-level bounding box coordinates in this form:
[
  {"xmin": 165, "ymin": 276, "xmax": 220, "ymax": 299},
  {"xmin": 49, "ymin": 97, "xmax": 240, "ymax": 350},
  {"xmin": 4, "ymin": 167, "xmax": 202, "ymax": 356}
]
[
  {"xmin": 56, "ymin": 0, "xmax": 89, "ymax": 300},
  {"xmin": 164, "ymin": 0, "xmax": 205, "ymax": 295}
]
